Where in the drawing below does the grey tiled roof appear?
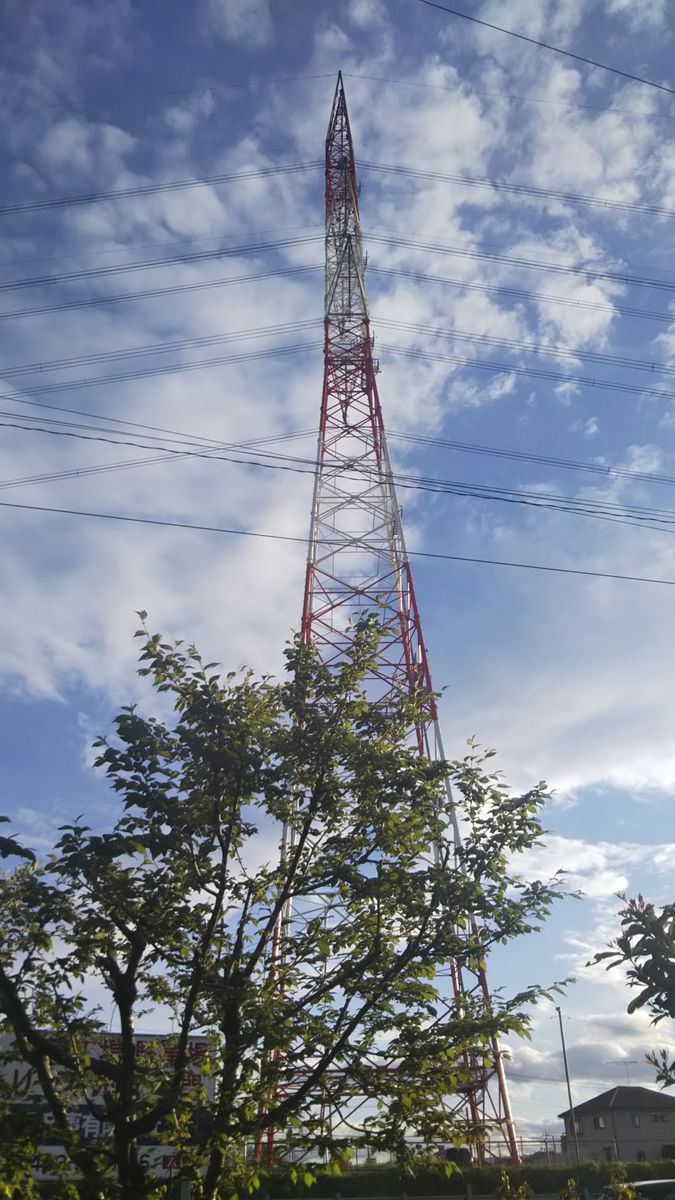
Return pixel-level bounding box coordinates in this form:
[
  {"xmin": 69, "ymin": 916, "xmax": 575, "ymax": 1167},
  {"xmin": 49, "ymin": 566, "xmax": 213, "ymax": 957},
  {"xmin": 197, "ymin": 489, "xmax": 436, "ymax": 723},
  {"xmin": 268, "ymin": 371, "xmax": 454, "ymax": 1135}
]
[{"xmin": 559, "ymin": 1086, "xmax": 675, "ymax": 1118}]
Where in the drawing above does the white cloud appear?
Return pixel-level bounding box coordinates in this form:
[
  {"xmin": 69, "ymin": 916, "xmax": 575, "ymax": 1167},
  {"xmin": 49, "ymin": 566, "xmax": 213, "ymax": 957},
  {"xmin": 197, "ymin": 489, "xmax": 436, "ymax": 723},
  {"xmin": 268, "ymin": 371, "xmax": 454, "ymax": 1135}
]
[
  {"xmin": 653, "ymin": 317, "xmax": 675, "ymax": 369},
  {"xmin": 165, "ymin": 90, "xmax": 216, "ymax": 135},
  {"xmin": 604, "ymin": 0, "xmax": 668, "ymax": 30},
  {"xmin": 436, "ymin": 449, "xmax": 675, "ymax": 795},
  {"xmin": 204, "ymin": 0, "xmax": 272, "ymax": 46},
  {"xmin": 555, "ymin": 380, "xmax": 581, "ymax": 403},
  {"xmin": 347, "ymin": 0, "xmax": 386, "ymax": 28},
  {"xmin": 443, "ymin": 371, "xmax": 516, "ymax": 408},
  {"xmin": 569, "ymin": 416, "xmax": 599, "ymax": 436},
  {"xmin": 37, "ymin": 117, "xmax": 135, "ymax": 179},
  {"xmin": 620, "ymin": 444, "xmax": 664, "ymax": 474},
  {"xmin": 479, "ymin": 0, "xmax": 585, "ymax": 42},
  {"xmin": 519, "ymin": 834, "xmax": 675, "ymax": 900},
  {"xmin": 515, "ymin": 70, "xmax": 658, "ymax": 202},
  {"xmin": 534, "ymin": 275, "xmax": 621, "ymax": 350}
]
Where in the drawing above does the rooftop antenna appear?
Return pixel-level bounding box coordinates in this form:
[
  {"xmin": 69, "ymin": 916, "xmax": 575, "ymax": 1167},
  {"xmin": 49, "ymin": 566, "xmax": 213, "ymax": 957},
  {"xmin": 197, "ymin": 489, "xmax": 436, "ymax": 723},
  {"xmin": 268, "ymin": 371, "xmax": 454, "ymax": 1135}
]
[{"xmin": 605, "ymin": 1060, "xmax": 639, "ymax": 1085}]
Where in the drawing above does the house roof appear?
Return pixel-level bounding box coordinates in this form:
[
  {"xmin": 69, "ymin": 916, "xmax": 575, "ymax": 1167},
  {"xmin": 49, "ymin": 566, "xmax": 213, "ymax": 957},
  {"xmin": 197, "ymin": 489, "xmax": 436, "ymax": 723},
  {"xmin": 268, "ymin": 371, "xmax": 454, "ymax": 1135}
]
[{"xmin": 559, "ymin": 1086, "xmax": 675, "ymax": 1119}]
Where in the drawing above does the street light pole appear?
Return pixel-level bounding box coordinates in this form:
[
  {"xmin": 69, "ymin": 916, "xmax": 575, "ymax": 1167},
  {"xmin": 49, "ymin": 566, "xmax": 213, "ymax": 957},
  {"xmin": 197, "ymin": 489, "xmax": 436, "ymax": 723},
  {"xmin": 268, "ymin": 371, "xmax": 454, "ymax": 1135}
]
[{"xmin": 557, "ymin": 1005, "xmax": 581, "ymax": 1166}]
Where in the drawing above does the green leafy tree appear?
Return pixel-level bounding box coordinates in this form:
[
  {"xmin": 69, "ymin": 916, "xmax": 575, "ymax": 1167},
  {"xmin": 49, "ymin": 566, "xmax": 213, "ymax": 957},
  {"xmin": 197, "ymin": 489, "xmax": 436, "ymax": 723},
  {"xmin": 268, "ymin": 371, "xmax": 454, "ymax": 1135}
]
[
  {"xmin": 592, "ymin": 896, "xmax": 675, "ymax": 1086},
  {"xmin": 0, "ymin": 616, "xmax": 563, "ymax": 1199}
]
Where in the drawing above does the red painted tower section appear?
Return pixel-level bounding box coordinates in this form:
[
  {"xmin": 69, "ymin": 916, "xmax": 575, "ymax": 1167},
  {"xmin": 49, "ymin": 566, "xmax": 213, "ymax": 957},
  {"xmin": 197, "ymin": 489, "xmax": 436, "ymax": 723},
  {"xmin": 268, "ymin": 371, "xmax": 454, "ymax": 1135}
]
[
  {"xmin": 300, "ymin": 77, "xmax": 436, "ymax": 756},
  {"xmin": 298, "ymin": 73, "xmax": 520, "ymax": 1164}
]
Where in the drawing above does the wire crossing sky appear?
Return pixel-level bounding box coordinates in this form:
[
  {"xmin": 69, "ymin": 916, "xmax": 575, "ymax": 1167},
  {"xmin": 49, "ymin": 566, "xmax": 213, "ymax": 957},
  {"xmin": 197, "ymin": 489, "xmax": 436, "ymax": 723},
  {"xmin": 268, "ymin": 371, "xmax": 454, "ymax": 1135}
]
[{"xmin": 417, "ymin": 0, "xmax": 675, "ymax": 97}]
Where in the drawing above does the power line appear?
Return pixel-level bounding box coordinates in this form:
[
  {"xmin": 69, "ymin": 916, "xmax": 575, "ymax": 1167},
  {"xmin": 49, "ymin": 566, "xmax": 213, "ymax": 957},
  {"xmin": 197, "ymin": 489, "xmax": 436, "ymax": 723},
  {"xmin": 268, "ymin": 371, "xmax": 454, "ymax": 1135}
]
[
  {"xmin": 369, "ymin": 232, "xmax": 675, "ymax": 293},
  {"xmin": 343, "ymin": 71, "xmax": 675, "ymax": 123},
  {"xmin": 5, "ymin": 309, "xmax": 672, "ymax": 393},
  {"xmin": 0, "ymin": 348, "xmax": 320, "ymax": 434},
  {"xmin": 388, "ymin": 430, "xmax": 675, "ymax": 490},
  {"xmin": 2, "ymin": 228, "xmax": 670, "ymax": 298},
  {"xmin": 6, "ymin": 398, "xmax": 672, "ymax": 516},
  {"xmin": 15, "ymin": 73, "xmax": 335, "ymax": 116},
  {"xmin": 4, "ymin": 151, "xmax": 673, "ymax": 227},
  {"xmin": 6, "ymin": 418, "xmax": 675, "ymax": 538},
  {"xmin": 3, "ymin": 260, "xmax": 673, "ymax": 330},
  {"xmin": 0, "ymin": 233, "xmax": 322, "ymax": 294},
  {"xmin": 5, "ymin": 349, "xmax": 674, "ymax": 523},
  {"xmin": 2, "ymin": 495, "xmax": 675, "ymax": 587},
  {"xmin": 0, "ymin": 265, "xmax": 321, "ymax": 324},
  {"xmin": 379, "ymin": 342, "xmax": 675, "ymax": 407},
  {"xmin": 361, "ymin": 160, "xmax": 675, "ymax": 222},
  {"xmin": 0, "ymin": 221, "xmax": 323, "ymax": 271},
  {"xmin": 2, "ymin": 319, "xmax": 321, "ymax": 380},
  {"xmin": 0, "ymin": 403, "xmax": 315, "ymax": 454},
  {"xmin": 6, "ymin": 408, "xmax": 673, "ymax": 500},
  {"xmin": 370, "ymin": 266, "xmax": 674, "ymax": 326},
  {"xmin": 0, "ymin": 162, "xmax": 321, "ymax": 218},
  {"xmin": 417, "ymin": 1, "xmax": 675, "ymax": 99},
  {"xmin": 0, "ymin": 342, "xmax": 318, "ymax": 400},
  {"xmin": 0, "ymin": 426, "xmax": 314, "ymax": 492},
  {"xmin": 7, "ymin": 312, "xmax": 675, "ymax": 384},
  {"xmin": 5, "ymin": 362, "xmax": 671, "ymax": 514},
  {"xmin": 4, "ymin": 329, "xmax": 675, "ymax": 416},
  {"xmin": 376, "ymin": 317, "xmax": 675, "ymax": 380}
]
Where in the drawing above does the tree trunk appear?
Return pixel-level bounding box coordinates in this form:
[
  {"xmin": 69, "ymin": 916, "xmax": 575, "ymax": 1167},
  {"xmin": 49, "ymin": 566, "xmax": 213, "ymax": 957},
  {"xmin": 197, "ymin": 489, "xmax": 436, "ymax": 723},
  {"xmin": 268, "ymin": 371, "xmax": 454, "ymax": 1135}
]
[
  {"xmin": 202, "ymin": 1145, "xmax": 225, "ymax": 1200},
  {"xmin": 114, "ymin": 1127, "xmax": 150, "ymax": 1199}
]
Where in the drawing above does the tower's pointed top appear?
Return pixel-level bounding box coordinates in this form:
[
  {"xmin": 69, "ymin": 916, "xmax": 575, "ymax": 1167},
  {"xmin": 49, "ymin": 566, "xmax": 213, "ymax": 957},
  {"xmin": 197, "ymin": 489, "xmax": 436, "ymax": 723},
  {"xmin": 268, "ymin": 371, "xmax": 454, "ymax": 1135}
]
[
  {"xmin": 327, "ymin": 71, "xmax": 353, "ymax": 154},
  {"xmin": 329, "ymin": 71, "xmax": 348, "ymax": 124}
]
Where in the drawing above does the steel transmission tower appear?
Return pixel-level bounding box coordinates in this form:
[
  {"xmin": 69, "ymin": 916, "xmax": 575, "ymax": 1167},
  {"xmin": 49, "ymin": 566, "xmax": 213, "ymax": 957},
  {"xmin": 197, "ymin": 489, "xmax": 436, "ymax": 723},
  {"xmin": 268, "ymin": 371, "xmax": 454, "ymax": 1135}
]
[{"xmin": 297, "ymin": 73, "xmax": 520, "ymax": 1164}]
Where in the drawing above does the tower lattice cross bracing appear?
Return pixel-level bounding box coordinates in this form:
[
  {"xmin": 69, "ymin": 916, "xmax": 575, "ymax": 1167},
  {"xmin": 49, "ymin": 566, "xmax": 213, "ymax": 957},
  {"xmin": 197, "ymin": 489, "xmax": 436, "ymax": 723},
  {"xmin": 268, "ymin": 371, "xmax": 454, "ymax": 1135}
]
[
  {"xmin": 301, "ymin": 78, "xmax": 437, "ymax": 757},
  {"xmin": 288, "ymin": 73, "xmax": 519, "ymax": 1165}
]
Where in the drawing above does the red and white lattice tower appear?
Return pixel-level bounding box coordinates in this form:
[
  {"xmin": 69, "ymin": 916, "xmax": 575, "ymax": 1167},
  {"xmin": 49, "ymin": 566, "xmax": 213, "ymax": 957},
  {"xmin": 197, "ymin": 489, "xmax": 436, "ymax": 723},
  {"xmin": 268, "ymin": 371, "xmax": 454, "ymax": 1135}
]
[{"xmin": 298, "ymin": 73, "xmax": 520, "ymax": 1164}]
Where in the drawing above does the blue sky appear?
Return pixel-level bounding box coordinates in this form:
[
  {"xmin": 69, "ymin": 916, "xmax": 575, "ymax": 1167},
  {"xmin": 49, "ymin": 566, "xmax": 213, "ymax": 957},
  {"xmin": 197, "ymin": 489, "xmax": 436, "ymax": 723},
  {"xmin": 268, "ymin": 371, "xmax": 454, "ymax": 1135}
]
[{"xmin": 3, "ymin": 0, "xmax": 675, "ymax": 1147}]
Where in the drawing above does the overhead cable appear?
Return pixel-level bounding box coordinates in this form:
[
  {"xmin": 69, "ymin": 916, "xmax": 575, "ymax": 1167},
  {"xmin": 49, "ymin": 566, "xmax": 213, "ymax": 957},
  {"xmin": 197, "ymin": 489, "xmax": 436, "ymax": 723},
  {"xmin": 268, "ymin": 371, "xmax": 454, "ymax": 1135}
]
[
  {"xmin": 1, "ymin": 229, "xmax": 670, "ymax": 296},
  {"xmin": 0, "ymin": 342, "xmax": 317, "ymax": 399},
  {"xmin": 343, "ymin": 71, "xmax": 675, "ymax": 123},
  {"xmin": 3, "ymin": 262, "xmax": 673, "ymax": 329},
  {"xmin": 376, "ymin": 317, "xmax": 675, "ymax": 379},
  {"xmin": 5, "ymin": 404, "xmax": 674, "ymax": 497},
  {"xmin": 370, "ymin": 266, "xmax": 673, "ymax": 326},
  {"xmin": 388, "ymin": 430, "xmax": 675, "ymax": 490},
  {"xmin": 4, "ymin": 151, "xmax": 672, "ymax": 225},
  {"xmin": 0, "ymin": 162, "xmax": 321, "ymax": 218},
  {"xmin": 0, "ymin": 265, "xmax": 321, "ymax": 324},
  {"xmin": 2, "ymin": 319, "xmax": 321, "ymax": 379},
  {"xmin": 0, "ymin": 348, "xmax": 319, "ymax": 432},
  {"xmin": 380, "ymin": 342, "xmax": 675, "ymax": 407},
  {"xmin": 0, "ymin": 221, "xmax": 324, "ymax": 270},
  {"xmin": 16, "ymin": 73, "xmax": 335, "ymax": 116},
  {"xmin": 5, "ymin": 418, "xmax": 675, "ymax": 537},
  {"xmin": 417, "ymin": 1, "xmax": 675, "ymax": 99},
  {"xmin": 368, "ymin": 232, "xmax": 675, "ymax": 293},
  {"xmin": 0, "ymin": 234, "xmax": 322, "ymax": 293},
  {"xmin": 3, "ymin": 332, "xmax": 675, "ymax": 412},
  {"xmin": 361, "ymin": 161, "xmax": 675, "ymax": 221},
  {"xmin": 0, "ymin": 426, "xmax": 314, "ymax": 492},
  {"xmin": 6, "ymin": 312, "xmax": 674, "ymax": 382},
  {"xmin": 2, "ymin": 496, "xmax": 675, "ymax": 588}
]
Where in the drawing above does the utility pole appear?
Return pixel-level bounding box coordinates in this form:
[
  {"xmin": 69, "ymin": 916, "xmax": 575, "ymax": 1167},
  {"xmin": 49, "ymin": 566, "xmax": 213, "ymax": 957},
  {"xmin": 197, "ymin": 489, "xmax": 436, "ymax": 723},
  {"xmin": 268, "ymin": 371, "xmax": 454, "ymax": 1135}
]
[{"xmin": 557, "ymin": 1005, "xmax": 581, "ymax": 1166}]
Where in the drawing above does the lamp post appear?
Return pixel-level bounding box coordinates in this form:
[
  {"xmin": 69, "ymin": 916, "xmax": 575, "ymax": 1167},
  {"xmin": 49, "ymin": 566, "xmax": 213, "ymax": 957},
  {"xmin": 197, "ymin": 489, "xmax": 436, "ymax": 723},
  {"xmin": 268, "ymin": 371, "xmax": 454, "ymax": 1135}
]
[{"xmin": 557, "ymin": 1005, "xmax": 581, "ymax": 1166}]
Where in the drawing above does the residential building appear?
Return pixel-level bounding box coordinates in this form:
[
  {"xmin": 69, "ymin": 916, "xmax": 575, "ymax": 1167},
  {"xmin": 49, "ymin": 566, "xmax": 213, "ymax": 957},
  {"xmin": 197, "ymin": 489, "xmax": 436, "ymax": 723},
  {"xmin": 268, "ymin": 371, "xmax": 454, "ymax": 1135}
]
[{"xmin": 559, "ymin": 1086, "xmax": 675, "ymax": 1162}]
